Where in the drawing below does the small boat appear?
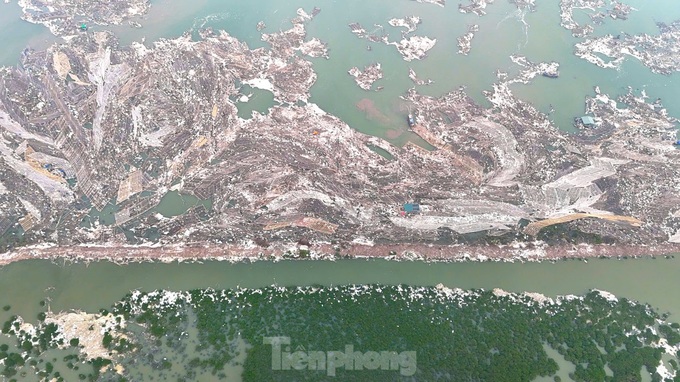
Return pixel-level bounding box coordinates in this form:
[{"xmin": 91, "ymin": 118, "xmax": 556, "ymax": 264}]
[
  {"xmin": 407, "ymin": 113, "xmax": 415, "ymax": 128},
  {"xmin": 674, "ymin": 140, "xmax": 680, "ymax": 146},
  {"xmin": 542, "ymin": 71, "xmax": 559, "ymax": 78}
]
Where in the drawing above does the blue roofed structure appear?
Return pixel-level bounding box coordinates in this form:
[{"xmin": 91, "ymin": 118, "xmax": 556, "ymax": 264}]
[
  {"xmin": 580, "ymin": 116, "xmax": 595, "ymax": 126},
  {"xmin": 403, "ymin": 203, "xmax": 420, "ymax": 213}
]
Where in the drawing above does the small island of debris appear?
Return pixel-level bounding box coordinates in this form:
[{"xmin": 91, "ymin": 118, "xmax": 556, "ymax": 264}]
[
  {"xmin": 575, "ymin": 21, "xmax": 680, "ymax": 74},
  {"xmin": 559, "ymin": 0, "xmax": 632, "ymax": 37},
  {"xmin": 19, "ymin": 0, "xmax": 150, "ymax": 36},
  {"xmin": 457, "ymin": 24, "xmax": 479, "ymax": 55},
  {"xmin": 349, "ymin": 21, "xmax": 437, "ymax": 61},
  {"xmin": 348, "ymin": 63, "xmax": 384, "ymax": 91},
  {"xmin": 459, "ymin": 0, "xmax": 495, "ymax": 16}
]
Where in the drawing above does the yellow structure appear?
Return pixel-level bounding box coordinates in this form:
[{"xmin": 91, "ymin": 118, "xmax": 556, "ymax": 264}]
[
  {"xmin": 524, "ymin": 213, "xmax": 642, "ymax": 236},
  {"xmin": 24, "ymin": 146, "xmax": 67, "ymax": 183}
]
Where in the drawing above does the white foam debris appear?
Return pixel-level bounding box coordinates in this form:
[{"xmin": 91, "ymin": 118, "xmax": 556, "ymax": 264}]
[
  {"xmin": 347, "ymin": 63, "xmax": 383, "ymax": 90},
  {"xmin": 351, "ymin": 236, "xmax": 375, "ymax": 246},
  {"xmin": 298, "ymin": 37, "xmax": 329, "ymax": 59},
  {"xmin": 19, "ymin": 197, "xmax": 42, "ymax": 220},
  {"xmin": 668, "ymin": 229, "xmax": 680, "ymax": 243},
  {"xmin": 157, "ymin": 290, "xmax": 185, "ymax": 307},
  {"xmin": 459, "ymin": 0, "xmax": 494, "ymax": 16},
  {"xmin": 349, "ymin": 21, "xmax": 435, "ymax": 61},
  {"xmin": 591, "ymin": 290, "xmax": 618, "ymax": 304},
  {"xmin": 390, "ymin": 36, "xmax": 437, "ymax": 61},
  {"xmin": 296, "ymin": 7, "xmax": 311, "ymax": 21},
  {"xmin": 414, "ymin": 0, "xmax": 445, "ymax": 7},
  {"xmin": 523, "ymin": 292, "xmax": 552, "ymax": 304},
  {"xmin": 457, "ymin": 24, "xmax": 479, "ymax": 55},
  {"xmin": 243, "ymin": 78, "xmax": 275, "ymax": 92},
  {"xmin": 656, "ymin": 363, "xmax": 674, "ymax": 381},
  {"xmin": 508, "ymin": 55, "xmax": 560, "ymax": 85},
  {"xmin": 388, "ymin": 16, "xmax": 421, "ymax": 36},
  {"xmin": 307, "ymin": 102, "xmax": 328, "ymax": 116},
  {"xmin": 131, "ymin": 41, "xmax": 149, "ymax": 57},
  {"xmin": 574, "ymin": 22, "xmax": 680, "ymax": 74},
  {"xmin": 408, "ymin": 68, "xmax": 433, "ymax": 85},
  {"xmin": 18, "ymin": 318, "xmax": 37, "ymax": 338},
  {"xmin": 655, "ymin": 336, "xmax": 680, "ymax": 358},
  {"xmin": 435, "ymin": 284, "xmax": 467, "ymax": 298}
]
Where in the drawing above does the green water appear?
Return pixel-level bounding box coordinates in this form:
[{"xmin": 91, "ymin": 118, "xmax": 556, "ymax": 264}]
[
  {"xmin": 367, "ymin": 144, "xmax": 395, "ymax": 160},
  {"xmin": 79, "ymin": 190, "xmax": 209, "ymax": 226},
  {"xmin": 511, "ymin": 0, "xmax": 680, "ymax": 132},
  {"xmin": 86, "ymin": 0, "xmax": 680, "ymax": 145},
  {"xmin": 1, "ymin": 257, "xmax": 679, "ymax": 324},
  {"xmin": 153, "ymin": 190, "xmax": 212, "ymax": 217},
  {"xmin": 82, "ymin": 202, "xmax": 119, "ymax": 227},
  {"xmin": 234, "ymin": 85, "xmax": 277, "ymax": 119},
  {"xmin": 3, "ymin": 0, "xmax": 678, "ymax": 138},
  {"xmin": 0, "ymin": 2, "xmax": 56, "ymax": 66}
]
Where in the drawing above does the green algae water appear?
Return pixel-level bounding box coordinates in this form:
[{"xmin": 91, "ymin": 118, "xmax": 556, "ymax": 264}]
[
  {"xmin": 154, "ymin": 191, "xmax": 212, "ymax": 217},
  {"xmin": 1, "ymin": 257, "xmax": 680, "ymax": 321},
  {"xmin": 0, "ymin": 2, "xmax": 56, "ymax": 67}
]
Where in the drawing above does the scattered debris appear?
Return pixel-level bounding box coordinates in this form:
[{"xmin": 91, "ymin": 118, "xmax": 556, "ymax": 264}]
[
  {"xmin": 408, "ymin": 68, "xmax": 434, "ymax": 85},
  {"xmin": 18, "ymin": 0, "xmax": 150, "ymax": 36},
  {"xmin": 1, "ymin": 5, "xmax": 679, "ymax": 264},
  {"xmin": 348, "ymin": 63, "xmax": 383, "ymax": 91},
  {"xmin": 575, "ymin": 21, "xmax": 680, "ymax": 74},
  {"xmin": 559, "ymin": 0, "xmax": 632, "ymax": 37},
  {"xmin": 388, "ymin": 16, "xmax": 421, "ymax": 37},
  {"xmin": 457, "ymin": 24, "xmax": 479, "ymax": 55},
  {"xmin": 349, "ymin": 21, "xmax": 436, "ymax": 61},
  {"xmin": 459, "ymin": 0, "xmax": 495, "ymax": 16},
  {"xmin": 413, "ymin": 0, "xmax": 445, "ymax": 7}
]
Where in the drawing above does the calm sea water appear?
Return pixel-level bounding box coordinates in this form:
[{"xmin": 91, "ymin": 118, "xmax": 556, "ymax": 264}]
[{"xmin": 0, "ymin": 257, "xmax": 678, "ymax": 323}]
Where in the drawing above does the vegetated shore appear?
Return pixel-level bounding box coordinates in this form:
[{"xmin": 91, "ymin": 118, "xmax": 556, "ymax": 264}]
[{"xmin": 1, "ymin": 242, "xmax": 678, "ymax": 267}]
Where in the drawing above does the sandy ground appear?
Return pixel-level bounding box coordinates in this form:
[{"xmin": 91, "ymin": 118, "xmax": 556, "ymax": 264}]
[{"xmin": 1, "ymin": 242, "xmax": 678, "ymax": 266}]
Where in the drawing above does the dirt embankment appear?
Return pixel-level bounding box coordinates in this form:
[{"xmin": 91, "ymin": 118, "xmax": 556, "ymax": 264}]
[{"xmin": 1, "ymin": 242, "xmax": 678, "ymax": 267}]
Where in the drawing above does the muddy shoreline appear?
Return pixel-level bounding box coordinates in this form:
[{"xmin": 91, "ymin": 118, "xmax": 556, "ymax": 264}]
[{"xmin": 1, "ymin": 242, "xmax": 678, "ymax": 267}]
